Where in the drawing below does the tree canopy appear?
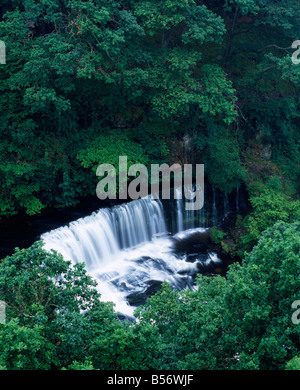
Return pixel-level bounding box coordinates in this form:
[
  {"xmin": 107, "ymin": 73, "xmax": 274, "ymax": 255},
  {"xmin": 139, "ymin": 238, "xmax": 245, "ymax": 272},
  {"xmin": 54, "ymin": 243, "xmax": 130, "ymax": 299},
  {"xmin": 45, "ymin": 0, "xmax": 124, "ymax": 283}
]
[{"xmin": 1, "ymin": 0, "xmax": 299, "ymax": 217}]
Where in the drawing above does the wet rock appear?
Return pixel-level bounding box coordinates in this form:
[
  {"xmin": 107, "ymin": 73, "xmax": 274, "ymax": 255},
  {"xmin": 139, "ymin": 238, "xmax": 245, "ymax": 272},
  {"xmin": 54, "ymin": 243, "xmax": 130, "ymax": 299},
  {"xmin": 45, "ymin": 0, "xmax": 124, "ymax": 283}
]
[
  {"xmin": 260, "ymin": 144, "xmax": 272, "ymax": 160},
  {"xmin": 196, "ymin": 261, "xmax": 216, "ymax": 274},
  {"xmin": 119, "ymin": 282, "xmax": 129, "ymax": 291},
  {"xmin": 214, "ymin": 267, "xmax": 223, "ymax": 274},
  {"xmin": 172, "ymin": 230, "xmax": 213, "ymax": 253},
  {"xmin": 177, "ymin": 267, "xmax": 197, "ymax": 276},
  {"xmin": 186, "ymin": 252, "xmax": 210, "ymax": 263},
  {"xmin": 126, "ymin": 280, "xmax": 163, "ymax": 306},
  {"xmin": 134, "ymin": 256, "xmax": 174, "ymax": 274},
  {"xmin": 173, "ymin": 274, "xmax": 194, "ymax": 290},
  {"xmin": 145, "ymin": 280, "xmax": 164, "ymax": 295},
  {"xmin": 134, "ymin": 256, "xmax": 153, "ymax": 264},
  {"xmin": 221, "ymin": 238, "xmax": 236, "ymax": 255},
  {"xmin": 117, "ymin": 313, "xmax": 135, "ymax": 323}
]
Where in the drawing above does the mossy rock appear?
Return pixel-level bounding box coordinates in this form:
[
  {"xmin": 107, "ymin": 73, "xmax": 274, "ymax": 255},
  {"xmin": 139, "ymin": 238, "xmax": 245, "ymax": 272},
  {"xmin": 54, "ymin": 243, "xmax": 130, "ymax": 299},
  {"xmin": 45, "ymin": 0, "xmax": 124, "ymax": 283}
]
[{"xmin": 221, "ymin": 239, "xmax": 236, "ymax": 255}]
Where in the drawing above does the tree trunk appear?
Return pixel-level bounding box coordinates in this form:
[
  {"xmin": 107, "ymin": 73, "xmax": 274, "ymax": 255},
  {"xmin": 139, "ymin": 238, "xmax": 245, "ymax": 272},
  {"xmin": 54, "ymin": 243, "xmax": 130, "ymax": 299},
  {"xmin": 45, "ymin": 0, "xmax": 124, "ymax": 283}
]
[{"xmin": 223, "ymin": 7, "xmax": 239, "ymax": 66}]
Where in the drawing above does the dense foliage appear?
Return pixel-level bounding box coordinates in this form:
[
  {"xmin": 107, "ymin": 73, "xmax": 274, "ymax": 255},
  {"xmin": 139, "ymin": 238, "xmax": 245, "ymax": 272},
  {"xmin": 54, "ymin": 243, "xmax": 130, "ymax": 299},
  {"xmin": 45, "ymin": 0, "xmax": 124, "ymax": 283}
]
[{"xmin": 0, "ymin": 0, "xmax": 299, "ymax": 217}]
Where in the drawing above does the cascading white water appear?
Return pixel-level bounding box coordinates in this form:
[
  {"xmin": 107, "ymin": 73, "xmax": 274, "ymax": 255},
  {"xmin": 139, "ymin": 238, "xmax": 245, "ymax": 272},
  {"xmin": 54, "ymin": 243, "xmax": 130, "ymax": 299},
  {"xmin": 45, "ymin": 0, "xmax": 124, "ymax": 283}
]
[
  {"xmin": 175, "ymin": 185, "xmax": 205, "ymax": 232},
  {"xmin": 42, "ymin": 197, "xmax": 167, "ymax": 270},
  {"xmin": 224, "ymin": 193, "xmax": 230, "ymax": 217},
  {"xmin": 41, "ymin": 193, "xmax": 223, "ymax": 318},
  {"xmin": 175, "ymin": 187, "xmax": 183, "ymax": 232}
]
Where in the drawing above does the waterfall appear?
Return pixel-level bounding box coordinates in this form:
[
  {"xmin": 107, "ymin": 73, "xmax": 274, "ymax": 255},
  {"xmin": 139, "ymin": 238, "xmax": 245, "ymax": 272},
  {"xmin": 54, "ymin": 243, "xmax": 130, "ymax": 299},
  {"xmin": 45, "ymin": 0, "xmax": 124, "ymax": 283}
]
[
  {"xmin": 174, "ymin": 184, "xmax": 205, "ymax": 232},
  {"xmin": 42, "ymin": 197, "xmax": 167, "ymax": 271},
  {"xmin": 113, "ymin": 197, "xmax": 167, "ymax": 250},
  {"xmin": 223, "ymin": 193, "xmax": 229, "ymax": 217},
  {"xmin": 175, "ymin": 187, "xmax": 183, "ymax": 233},
  {"xmin": 41, "ymin": 187, "xmax": 234, "ymax": 318},
  {"xmin": 42, "ymin": 208, "xmax": 119, "ymax": 270}
]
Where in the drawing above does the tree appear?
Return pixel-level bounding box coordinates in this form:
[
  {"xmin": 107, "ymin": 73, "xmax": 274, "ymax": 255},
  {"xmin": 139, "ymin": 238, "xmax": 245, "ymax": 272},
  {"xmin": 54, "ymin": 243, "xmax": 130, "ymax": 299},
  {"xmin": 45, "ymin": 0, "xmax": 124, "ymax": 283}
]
[
  {"xmin": 222, "ymin": 221, "xmax": 300, "ymax": 369},
  {"xmin": 136, "ymin": 221, "xmax": 300, "ymax": 370},
  {"xmin": 204, "ymin": 136, "xmax": 246, "ymax": 193},
  {"xmin": 0, "ymin": 318, "xmax": 55, "ymax": 370},
  {"xmin": 0, "ymin": 242, "xmax": 123, "ymax": 369},
  {"xmin": 286, "ymin": 355, "xmax": 300, "ymax": 370},
  {"xmin": 244, "ymin": 188, "xmax": 300, "ymax": 244},
  {"xmin": 0, "ymin": 0, "xmax": 240, "ymax": 218}
]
